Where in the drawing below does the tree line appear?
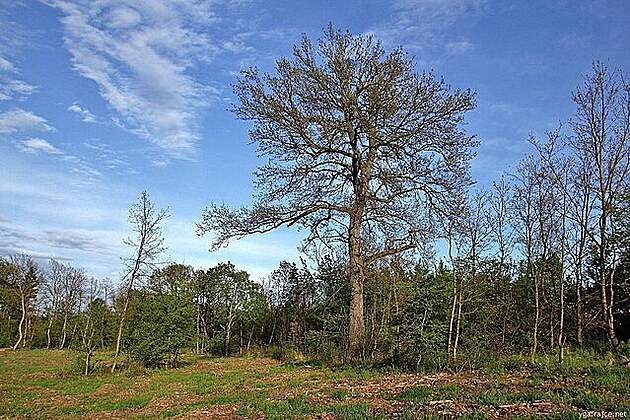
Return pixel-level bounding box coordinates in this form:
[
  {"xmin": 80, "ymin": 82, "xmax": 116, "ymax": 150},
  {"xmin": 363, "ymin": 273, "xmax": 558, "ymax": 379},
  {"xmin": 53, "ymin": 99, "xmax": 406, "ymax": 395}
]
[{"xmin": 1, "ymin": 27, "xmax": 629, "ymax": 371}]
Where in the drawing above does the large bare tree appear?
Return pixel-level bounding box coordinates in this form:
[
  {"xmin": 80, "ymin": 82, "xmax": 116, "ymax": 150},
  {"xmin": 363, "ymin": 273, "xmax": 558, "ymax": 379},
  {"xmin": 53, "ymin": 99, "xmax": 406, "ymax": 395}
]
[
  {"xmin": 198, "ymin": 26, "xmax": 476, "ymax": 356},
  {"xmin": 570, "ymin": 62, "xmax": 630, "ymax": 348}
]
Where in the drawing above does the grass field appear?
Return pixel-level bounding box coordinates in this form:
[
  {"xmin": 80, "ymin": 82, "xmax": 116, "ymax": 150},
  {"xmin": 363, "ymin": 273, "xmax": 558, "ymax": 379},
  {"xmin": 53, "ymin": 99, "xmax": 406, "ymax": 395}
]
[{"xmin": 1, "ymin": 348, "xmax": 629, "ymax": 419}]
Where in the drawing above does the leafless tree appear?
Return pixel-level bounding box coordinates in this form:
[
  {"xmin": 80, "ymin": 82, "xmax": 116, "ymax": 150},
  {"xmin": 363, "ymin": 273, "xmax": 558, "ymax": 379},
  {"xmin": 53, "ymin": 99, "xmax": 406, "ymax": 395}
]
[
  {"xmin": 489, "ymin": 176, "xmax": 514, "ymax": 270},
  {"xmin": 570, "ymin": 62, "xmax": 630, "ymax": 348},
  {"xmin": 197, "ymin": 25, "xmax": 476, "ymax": 356},
  {"xmin": 112, "ymin": 191, "xmax": 169, "ymax": 372},
  {"xmin": 42, "ymin": 259, "xmax": 64, "ymax": 349},
  {"xmin": 443, "ymin": 191, "xmax": 491, "ymax": 362},
  {"xmin": 58, "ymin": 265, "xmax": 86, "ymax": 349}
]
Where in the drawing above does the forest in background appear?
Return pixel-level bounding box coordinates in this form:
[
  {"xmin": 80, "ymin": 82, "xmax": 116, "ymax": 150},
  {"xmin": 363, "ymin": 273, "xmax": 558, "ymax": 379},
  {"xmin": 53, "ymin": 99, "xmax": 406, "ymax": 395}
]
[{"xmin": 1, "ymin": 28, "xmax": 629, "ymax": 376}]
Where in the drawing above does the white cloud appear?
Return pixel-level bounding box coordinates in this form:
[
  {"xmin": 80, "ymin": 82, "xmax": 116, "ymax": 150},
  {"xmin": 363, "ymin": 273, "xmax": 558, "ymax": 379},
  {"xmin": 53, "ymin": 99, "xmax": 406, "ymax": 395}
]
[
  {"xmin": 445, "ymin": 40, "xmax": 474, "ymax": 55},
  {"xmin": 49, "ymin": 0, "xmax": 219, "ymax": 158},
  {"xmin": 0, "ymin": 52, "xmax": 37, "ymax": 101},
  {"xmin": 0, "ymin": 79, "xmax": 38, "ymax": 100},
  {"xmin": 16, "ymin": 137, "xmax": 102, "ymax": 181},
  {"xmin": 20, "ymin": 138, "xmax": 61, "ymax": 154},
  {"xmin": 81, "ymin": 139, "xmax": 138, "ymax": 175},
  {"xmin": 370, "ymin": 0, "xmax": 486, "ymax": 54},
  {"xmin": 0, "ymin": 56, "xmax": 15, "ymax": 71},
  {"xmin": 68, "ymin": 104, "xmax": 97, "ymax": 123},
  {"xmin": 0, "ymin": 109, "xmax": 52, "ymax": 133},
  {"xmin": 105, "ymin": 5, "xmax": 141, "ymax": 29}
]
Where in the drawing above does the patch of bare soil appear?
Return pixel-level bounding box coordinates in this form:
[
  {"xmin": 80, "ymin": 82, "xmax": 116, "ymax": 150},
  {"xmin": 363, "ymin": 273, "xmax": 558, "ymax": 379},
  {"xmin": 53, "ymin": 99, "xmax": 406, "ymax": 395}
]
[
  {"xmin": 192, "ymin": 357, "xmax": 280, "ymax": 377},
  {"xmin": 30, "ymin": 390, "xmax": 80, "ymax": 407},
  {"xmin": 145, "ymin": 393, "xmax": 204, "ymax": 410},
  {"xmin": 249, "ymin": 367, "xmax": 567, "ymax": 418},
  {"xmin": 176, "ymin": 403, "xmax": 248, "ymax": 419}
]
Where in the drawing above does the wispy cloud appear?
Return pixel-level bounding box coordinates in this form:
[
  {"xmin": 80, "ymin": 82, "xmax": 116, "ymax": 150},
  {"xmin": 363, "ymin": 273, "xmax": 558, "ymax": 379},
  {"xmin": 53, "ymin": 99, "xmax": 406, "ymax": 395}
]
[
  {"xmin": 19, "ymin": 137, "xmax": 61, "ymax": 154},
  {"xmin": 0, "ymin": 57, "xmax": 38, "ymax": 101},
  {"xmin": 68, "ymin": 104, "xmax": 97, "ymax": 123},
  {"xmin": 81, "ymin": 140, "xmax": 138, "ymax": 175},
  {"xmin": 0, "ymin": 56, "xmax": 14, "ymax": 71},
  {"xmin": 369, "ymin": 0, "xmax": 487, "ymax": 55},
  {"xmin": 0, "ymin": 219, "xmax": 116, "ymax": 269},
  {"xmin": 16, "ymin": 137, "xmax": 102, "ymax": 180},
  {"xmin": 0, "ymin": 79, "xmax": 38, "ymax": 100},
  {"xmin": 0, "ymin": 109, "xmax": 52, "ymax": 133},
  {"xmin": 44, "ymin": 229, "xmax": 111, "ymax": 253},
  {"xmin": 49, "ymin": 0, "xmax": 219, "ymax": 158}
]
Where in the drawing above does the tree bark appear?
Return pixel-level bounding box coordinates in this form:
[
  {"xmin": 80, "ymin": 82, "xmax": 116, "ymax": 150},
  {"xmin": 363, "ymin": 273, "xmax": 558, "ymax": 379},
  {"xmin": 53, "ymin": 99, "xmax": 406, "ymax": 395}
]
[
  {"xmin": 12, "ymin": 293, "xmax": 26, "ymax": 351},
  {"xmin": 112, "ymin": 291, "xmax": 131, "ymax": 373},
  {"xmin": 348, "ymin": 216, "xmax": 365, "ymax": 358}
]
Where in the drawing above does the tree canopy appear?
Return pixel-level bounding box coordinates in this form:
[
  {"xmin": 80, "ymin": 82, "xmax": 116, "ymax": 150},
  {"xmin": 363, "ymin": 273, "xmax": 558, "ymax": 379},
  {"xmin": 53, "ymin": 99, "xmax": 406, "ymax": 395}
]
[{"xmin": 198, "ymin": 25, "xmax": 477, "ymax": 355}]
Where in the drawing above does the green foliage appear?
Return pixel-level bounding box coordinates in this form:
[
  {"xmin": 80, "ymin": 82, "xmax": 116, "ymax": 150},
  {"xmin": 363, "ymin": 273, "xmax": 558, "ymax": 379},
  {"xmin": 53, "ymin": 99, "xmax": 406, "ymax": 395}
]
[
  {"xmin": 127, "ymin": 264, "xmax": 195, "ymax": 368},
  {"xmin": 0, "ymin": 256, "xmax": 18, "ymax": 347},
  {"xmin": 389, "ymin": 263, "xmax": 450, "ymax": 371},
  {"xmin": 194, "ymin": 262, "xmax": 265, "ymax": 356}
]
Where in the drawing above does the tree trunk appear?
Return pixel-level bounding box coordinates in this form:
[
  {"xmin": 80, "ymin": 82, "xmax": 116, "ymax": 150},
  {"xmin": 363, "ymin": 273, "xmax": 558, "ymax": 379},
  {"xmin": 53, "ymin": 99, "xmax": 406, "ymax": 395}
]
[
  {"xmin": 247, "ymin": 328, "xmax": 254, "ymax": 352},
  {"xmin": 84, "ymin": 350, "xmax": 91, "ymax": 376},
  {"xmin": 603, "ymin": 269, "xmax": 619, "ymax": 348},
  {"xmin": 46, "ymin": 315, "xmax": 55, "ymax": 349},
  {"xmin": 348, "ymin": 220, "xmax": 365, "ymax": 358},
  {"xmin": 576, "ymin": 267, "xmax": 583, "ymax": 346},
  {"xmin": 112, "ymin": 291, "xmax": 131, "ymax": 373},
  {"xmin": 559, "ymin": 274, "xmax": 565, "ymax": 363},
  {"xmin": 532, "ymin": 272, "xmax": 539, "ymax": 359},
  {"xmin": 347, "ymin": 197, "xmax": 366, "ymax": 358},
  {"xmin": 24, "ymin": 310, "xmax": 31, "ymax": 348},
  {"xmin": 68, "ymin": 319, "xmax": 79, "ymax": 350},
  {"xmin": 600, "ymin": 216, "xmax": 619, "ymax": 348},
  {"xmin": 448, "ymin": 284, "xmax": 457, "ymax": 358},
  {"xmin": 224, "ymin": 304, "xmax": 234, "ymax": 356},
  {"xmin": 12, "ymin": 293, "xmax": 26, "ymax": 351},
  {"xmin": 453, "ymin": 287, "xmax": 463, "ymax": 363},
  {"xmin": 60, "ymin": 313, "xmax": 68, "ymax": 349},
  {"xmin": 196, "ymin": 303, "xmax": 201, "ymax": 354}
]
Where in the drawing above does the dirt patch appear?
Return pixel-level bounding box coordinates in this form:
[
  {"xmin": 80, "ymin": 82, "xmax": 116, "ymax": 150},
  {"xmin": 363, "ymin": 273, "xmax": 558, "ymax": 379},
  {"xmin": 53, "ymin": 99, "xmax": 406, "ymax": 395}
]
[
  {"xmin": 31, "ymin": 392, "xmax": 80, "ymax": 407},
  {"xmin": 144, "ymin": 393, "xmax": 204, "ymax": 410},
  {"xmin": 176, "ymin": 403, "xmax": 247, "ymax": 419},
  {"xmin": 91, "ymin": 383, "xmax": 117, "ymax": 396},
  {"xmin": 190, "ymin": 357, "xmax": 279, "ymax": 377}
]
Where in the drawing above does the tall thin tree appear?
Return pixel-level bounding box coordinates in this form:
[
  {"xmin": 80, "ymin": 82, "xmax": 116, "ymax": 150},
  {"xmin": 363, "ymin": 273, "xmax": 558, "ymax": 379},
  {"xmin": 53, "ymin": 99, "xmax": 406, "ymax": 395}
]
[
  {"xmin": 112, "ymin": 191, "xmax": 169, "ymax": 372},
  {"xmin": 570, "ymin": 62, "xmax": 630, "ymax": 348}
]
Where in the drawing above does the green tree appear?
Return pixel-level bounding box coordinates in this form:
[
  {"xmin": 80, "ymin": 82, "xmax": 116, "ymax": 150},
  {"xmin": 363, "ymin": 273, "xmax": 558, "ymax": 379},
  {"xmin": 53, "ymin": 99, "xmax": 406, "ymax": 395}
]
[
  {"xmin": 198, "ymin": 25, "xmax": 476, "ymax": 356},
  {"xmin": 7, "ymin": 255, "xmax": 40, "ymax": 350},
  {"xmin": 0, "ymin": 257, "xmax": 19, "ymax": 347},
  {"xmin": 265, "ymin": 261, "xmax": 316, "ymax": 351},
  {"xmin": 392, "ymin": 263, "xmax": 450, "ymax": 371},
  {"xmin": 128, "ymin": 264, "xmax": 195, "ymax": 368},
  {"xmin": 194, "ymin": 262, "xmax": 253, "ymax": 355}
]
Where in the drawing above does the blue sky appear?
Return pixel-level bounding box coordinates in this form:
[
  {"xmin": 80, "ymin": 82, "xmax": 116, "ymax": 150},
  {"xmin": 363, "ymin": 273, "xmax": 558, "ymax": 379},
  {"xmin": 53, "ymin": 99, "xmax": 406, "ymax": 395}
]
[{"xmin": 1, "ymin": 0, "xmax": 628, "ymax": 281}]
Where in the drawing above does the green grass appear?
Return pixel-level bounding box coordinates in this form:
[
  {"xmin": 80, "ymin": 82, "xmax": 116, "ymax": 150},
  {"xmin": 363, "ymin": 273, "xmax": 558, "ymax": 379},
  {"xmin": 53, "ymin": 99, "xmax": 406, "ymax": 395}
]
[
  {"xmin": 249, "ymin": 395, "xmax": 321, "ymax": 418},
  {"xmin": 396, "ymin": 384, "xmax": 461, "ymax": 404},
  {"xmin": 330, "ymin": 403, "xmax": 373, "ymax": 419},
  {"xmin": 1, "ymin": 348, "xmax": 629, "ymax": 418}
]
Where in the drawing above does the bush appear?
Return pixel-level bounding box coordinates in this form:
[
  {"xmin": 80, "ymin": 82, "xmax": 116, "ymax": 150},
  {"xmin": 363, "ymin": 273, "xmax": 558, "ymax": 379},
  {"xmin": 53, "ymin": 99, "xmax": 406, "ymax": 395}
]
[{"xmin": 127, "ymin": 291, "xmax": 194, "ymax": 368}]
